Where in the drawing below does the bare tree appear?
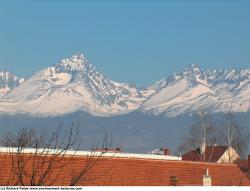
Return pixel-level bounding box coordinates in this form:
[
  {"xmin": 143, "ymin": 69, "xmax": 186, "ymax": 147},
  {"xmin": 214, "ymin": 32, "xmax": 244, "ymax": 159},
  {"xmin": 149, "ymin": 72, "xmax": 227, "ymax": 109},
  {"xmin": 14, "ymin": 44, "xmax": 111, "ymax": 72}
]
[
  {"xmin": 178, "ymin": 107, "xmax": 249, "ymax": 163},
  {"xmin": 0, "ymin": 124, "xmax": 114, "ymax": 186},
  {"xmin": 177, "ymin": 110, "xmax": 217, "ymax": 159},
  {"xmin": 217, "ymin": 110, "xmax": 248, "ymax": 158}
]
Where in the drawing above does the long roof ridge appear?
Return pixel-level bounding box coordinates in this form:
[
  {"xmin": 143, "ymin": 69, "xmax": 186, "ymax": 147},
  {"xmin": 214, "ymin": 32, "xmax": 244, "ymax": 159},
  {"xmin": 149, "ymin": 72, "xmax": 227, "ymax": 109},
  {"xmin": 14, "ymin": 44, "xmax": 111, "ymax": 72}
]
[{"xmin": 0, "ymin": 146, "xmax": 181, "ymax": 161}]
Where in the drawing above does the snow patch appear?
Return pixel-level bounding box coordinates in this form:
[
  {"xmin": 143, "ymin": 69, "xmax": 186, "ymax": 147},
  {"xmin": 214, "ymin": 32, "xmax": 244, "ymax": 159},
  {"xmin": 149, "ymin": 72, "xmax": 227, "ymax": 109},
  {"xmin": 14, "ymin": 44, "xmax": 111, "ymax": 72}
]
[{"xmin": 48, "ymin": 73, "xmax": 72, "ymax": 85}]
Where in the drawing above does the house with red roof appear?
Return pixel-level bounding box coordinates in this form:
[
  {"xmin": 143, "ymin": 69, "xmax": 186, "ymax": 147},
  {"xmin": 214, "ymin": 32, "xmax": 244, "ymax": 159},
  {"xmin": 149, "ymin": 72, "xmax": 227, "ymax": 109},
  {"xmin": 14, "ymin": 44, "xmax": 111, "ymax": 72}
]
[{"xmin": 182, "ymin": 146, "xmax": 239, "ymax": 163}]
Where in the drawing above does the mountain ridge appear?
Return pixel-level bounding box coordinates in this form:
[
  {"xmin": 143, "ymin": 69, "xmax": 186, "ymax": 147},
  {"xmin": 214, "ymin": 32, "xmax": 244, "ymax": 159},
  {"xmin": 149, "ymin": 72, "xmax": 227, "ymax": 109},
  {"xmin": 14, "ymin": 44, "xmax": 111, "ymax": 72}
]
[
  {"xmin": 142, "ymin": 64, "xmax": 250, "ymax": 116},
  {"xmin": 0, "ymin": 54, "xmax": 249, "ymax": 117}
]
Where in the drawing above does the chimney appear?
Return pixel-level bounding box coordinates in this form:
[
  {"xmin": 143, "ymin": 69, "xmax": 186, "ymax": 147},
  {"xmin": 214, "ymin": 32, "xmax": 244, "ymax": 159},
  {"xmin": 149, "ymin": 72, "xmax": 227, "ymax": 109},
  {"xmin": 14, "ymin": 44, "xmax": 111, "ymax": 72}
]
[
  {"xmin": 203, "ymin": 168, "xmax": 211, "ymax": 186},
  {"xmin": 115, "ymin": 147, "xmax": 121, "ymax": 152}
]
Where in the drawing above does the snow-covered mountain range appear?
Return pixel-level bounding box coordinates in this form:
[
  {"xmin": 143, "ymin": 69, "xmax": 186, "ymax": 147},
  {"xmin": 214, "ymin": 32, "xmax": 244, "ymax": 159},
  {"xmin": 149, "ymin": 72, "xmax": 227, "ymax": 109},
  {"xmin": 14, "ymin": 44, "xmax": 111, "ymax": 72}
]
[
  {"xmin": 0, "ymin": 54, "xmax": 249, "ymax": 117},
  {"xmin": 142, "ymin": 65, "xmax": 250, "ymax": 116}
]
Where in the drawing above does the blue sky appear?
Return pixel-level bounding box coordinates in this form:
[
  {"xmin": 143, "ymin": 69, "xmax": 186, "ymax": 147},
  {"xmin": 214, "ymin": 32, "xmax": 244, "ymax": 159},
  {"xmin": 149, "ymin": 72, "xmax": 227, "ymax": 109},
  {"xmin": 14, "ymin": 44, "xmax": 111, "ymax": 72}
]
[{"xmin": 0, "ymin": 0, "xmax": 250, "ymax": 86}]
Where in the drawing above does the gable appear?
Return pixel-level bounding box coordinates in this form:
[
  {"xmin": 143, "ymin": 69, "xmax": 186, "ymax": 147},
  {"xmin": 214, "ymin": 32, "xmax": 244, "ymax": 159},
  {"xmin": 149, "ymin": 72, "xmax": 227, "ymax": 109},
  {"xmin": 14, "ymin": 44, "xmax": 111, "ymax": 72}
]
[{"xmin": 218, "ymin": 147, "xmax": 239, "ymax": 163}]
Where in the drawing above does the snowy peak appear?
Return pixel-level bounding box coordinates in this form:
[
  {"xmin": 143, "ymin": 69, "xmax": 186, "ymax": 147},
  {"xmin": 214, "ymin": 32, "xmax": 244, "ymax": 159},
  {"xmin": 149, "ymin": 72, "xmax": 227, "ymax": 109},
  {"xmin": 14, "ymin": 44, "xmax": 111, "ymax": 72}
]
[
  {"xmin": 0, "ymin": 70, "xmax": 18, "ymax": 85},
  {"xmin": 0, "ymin": 54, "xmax": 148, "ymax": 116},
  {"xmin": 177, "ymin": 64, "xmax": 205, "ymax": 83},
  {"xmin": 184, "ymin": 64, "xmax": 202, "ymax": 74},
  {"xmin": 55, "ymin": 54, "xmax": 89, "ymax": 73},
  {"xmin": 52, "ymin": 54, "xmax": 100, "ymax": 84},
  {"xmin": 149, "ymin": 64, "xmax": 205, "ymax": 91},
  {"xmin": 0, "ymin": 70, "xmax": 25, "ymax": 97}
]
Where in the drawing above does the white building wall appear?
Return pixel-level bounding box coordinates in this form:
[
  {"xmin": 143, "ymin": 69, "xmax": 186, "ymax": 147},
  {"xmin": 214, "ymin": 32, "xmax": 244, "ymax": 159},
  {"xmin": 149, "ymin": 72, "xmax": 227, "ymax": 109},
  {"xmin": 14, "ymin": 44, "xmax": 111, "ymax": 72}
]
[{"xmin": 217, "ymin": 147, "xmax": 239, "ymax": 163}]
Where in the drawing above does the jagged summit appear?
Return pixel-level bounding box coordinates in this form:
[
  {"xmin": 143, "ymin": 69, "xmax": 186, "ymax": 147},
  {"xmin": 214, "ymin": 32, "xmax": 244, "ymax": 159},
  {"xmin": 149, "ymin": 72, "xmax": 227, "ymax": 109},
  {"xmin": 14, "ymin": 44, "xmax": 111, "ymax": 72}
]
[
  {"xmin": 0, "ymin": 70, "xmax": 25, "ymax": 97},
  {"xmin": 149, "ymin": 64, "xmax": 205, "ymax": 91},
  {"xmin": 186, "ymin": 64, "xmax": 201, "ymax": 71},
  {"xmin": 55, "ymin": 54, "xmax": 89, "ymax": 72},
  {"xmin": 0, "ymin": 70, "xmax": 18, "ymax": 82},
  {"xmin": 179, "ymin": 64, "xmax": 203, "ymax": 77}
]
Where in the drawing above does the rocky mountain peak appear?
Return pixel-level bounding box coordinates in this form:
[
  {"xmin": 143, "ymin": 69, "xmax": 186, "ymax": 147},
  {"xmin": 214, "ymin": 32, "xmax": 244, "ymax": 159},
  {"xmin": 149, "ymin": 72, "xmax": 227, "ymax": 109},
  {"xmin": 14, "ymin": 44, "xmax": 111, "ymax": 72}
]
[{"xmin": 55, "ymin": 53, "xmax": 89, "ymax": 73}]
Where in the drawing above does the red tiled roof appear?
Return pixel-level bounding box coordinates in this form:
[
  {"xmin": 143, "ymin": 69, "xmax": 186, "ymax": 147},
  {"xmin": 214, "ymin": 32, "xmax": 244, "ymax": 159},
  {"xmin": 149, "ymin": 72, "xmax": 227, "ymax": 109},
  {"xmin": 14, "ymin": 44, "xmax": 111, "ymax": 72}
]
[
  {"xmin": 182, "ymin": 146, "xmax": 228, "ymax": 163},
  {"xmin": 246, "ymin": 171, "xmax": 250, "ymax": 181},
  {"xmin": 235, "ymin": 159, "xmax": 249, "ymax": 173},
  {"xmin": 0, "ymin": 152, "xmax": 249, "ymax": 186},
  {"xmin": 235, "ymin": 159, "xmax": 250, "ymax": 180}
]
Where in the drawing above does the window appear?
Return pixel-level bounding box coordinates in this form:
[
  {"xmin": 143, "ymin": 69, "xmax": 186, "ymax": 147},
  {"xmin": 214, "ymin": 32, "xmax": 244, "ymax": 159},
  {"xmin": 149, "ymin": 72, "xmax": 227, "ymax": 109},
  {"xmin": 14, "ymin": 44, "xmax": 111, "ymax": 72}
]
[{"xmin": 170, "ymin": 176, "xmax": 178, "ymax": 186}]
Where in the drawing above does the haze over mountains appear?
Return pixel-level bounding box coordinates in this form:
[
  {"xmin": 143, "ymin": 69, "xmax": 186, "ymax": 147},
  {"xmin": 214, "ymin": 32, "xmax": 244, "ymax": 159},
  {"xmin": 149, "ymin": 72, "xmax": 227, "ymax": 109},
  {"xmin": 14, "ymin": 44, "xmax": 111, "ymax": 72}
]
[{"xmin": 0, "ymin": 54, "xmax": 250, "ymax": 117}]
